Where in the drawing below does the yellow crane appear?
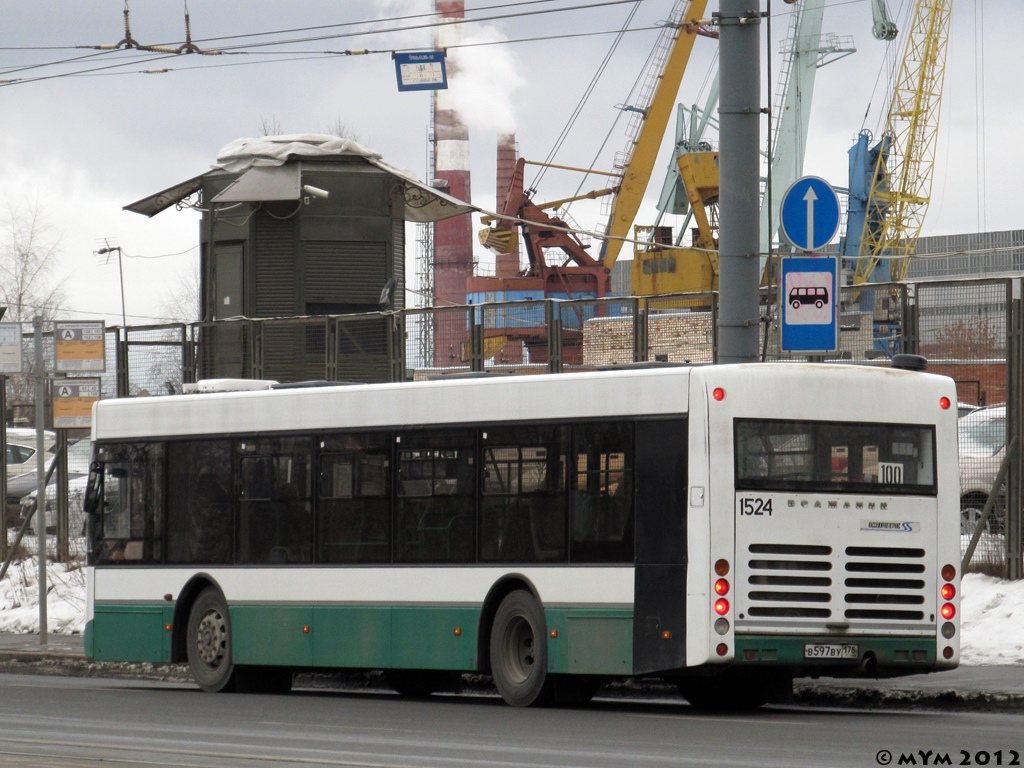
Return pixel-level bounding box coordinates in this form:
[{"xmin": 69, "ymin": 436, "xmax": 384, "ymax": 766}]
[
  {"xmin": 476, "ymin": 0, "xmax": 713, "ymax": 303},
  {"xmin": 853, "ymin": 0, "xmax": 952, "ymax": 285},
  {"xmin": 599, "ymin": 0, "xmax": 712, "ymax": 276}
]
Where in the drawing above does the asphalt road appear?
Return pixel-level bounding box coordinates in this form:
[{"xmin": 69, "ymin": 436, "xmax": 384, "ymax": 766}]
[{"xmin": 1, "ymin": 673, "xmax": 1024, "ymax": 768}]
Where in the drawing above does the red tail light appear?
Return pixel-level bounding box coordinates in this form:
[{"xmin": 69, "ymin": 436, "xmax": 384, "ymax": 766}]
[
  {"xmin": 939, "ymin": 396, "xmax": 951, "ymax": 410},
  {"xmin": 941, "ymin": 583, "xmax": 956, "ymax": 600},
  {"xmin": 941, "ymin": 603, "xmax": 956, "ymax": 620},
  {"xmin": 714, "ymin": 598, "xmax": 730, "ymax": 615},
  {"xmin": 712, "ymin": 387, "xmax": 726, "ymax": 401}
]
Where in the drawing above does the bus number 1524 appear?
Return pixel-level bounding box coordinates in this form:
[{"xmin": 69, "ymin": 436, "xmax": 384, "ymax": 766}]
[{"xmin": 739, "ymin": 498, "xmax": 773, "ymax": 516}]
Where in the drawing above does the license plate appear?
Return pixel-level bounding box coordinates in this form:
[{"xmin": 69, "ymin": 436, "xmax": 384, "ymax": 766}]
[{"xmin": 803, "ymin": 643, "xmax": 859, "ymax": 660}]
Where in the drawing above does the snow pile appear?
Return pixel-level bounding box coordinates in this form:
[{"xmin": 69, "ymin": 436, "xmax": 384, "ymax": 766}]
[
  {"xmin": 959, "ymin": 573, "xmax": 1024, "ymax": 664},
  {"xmin": 0, "ymin": 557, "xmax": 1021, "ymax": 666},
  {"xmin": 0, "ymin": 554, "xmax": 85, "ymax": 634}
]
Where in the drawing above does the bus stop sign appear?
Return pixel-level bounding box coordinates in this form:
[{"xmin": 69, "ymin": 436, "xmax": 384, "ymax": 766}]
[{"xmin": 781, "ymin": 256, "xmax": 839, "ymax": 353}]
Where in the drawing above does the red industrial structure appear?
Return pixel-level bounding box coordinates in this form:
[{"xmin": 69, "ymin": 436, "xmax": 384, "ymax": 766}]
[{"xmin": 432, "ymin": 0, "xmax": 474, "ymax": 367}]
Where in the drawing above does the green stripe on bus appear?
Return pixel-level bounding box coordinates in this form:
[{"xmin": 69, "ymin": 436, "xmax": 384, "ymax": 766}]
[
  {"xmin": 734, "ymin": 635, "xmax": 937, "ymax": 666},
  {"xmin": 230, "ymin": 604, "xmax": 481, "ymax": 669},
  {"xmin": 546, "ymin": 609, "xmax": 633, "ymax": 675},
  {"xmin": 88, "ymin": 602, "xmax": 635, "ymax": 675},
  {"xmin": 87, "ymin": 605, "xmax": 173, "ymax": 663}
]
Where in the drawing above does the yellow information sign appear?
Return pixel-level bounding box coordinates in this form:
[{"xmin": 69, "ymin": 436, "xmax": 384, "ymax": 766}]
[
  {"xmin": 54, "ymin": 321, "xmax": 105, "ymax": 373},
  {"xmin": 52, "ymin": 378, "xmax": 101, "ymax": 429}
]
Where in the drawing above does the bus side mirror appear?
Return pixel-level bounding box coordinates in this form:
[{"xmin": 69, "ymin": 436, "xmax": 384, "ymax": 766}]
[{"xmin": 84, "ymin": 463, "xmax": 103, "ymax": 516}]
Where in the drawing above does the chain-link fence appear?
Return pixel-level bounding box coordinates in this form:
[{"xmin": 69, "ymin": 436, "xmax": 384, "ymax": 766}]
[{"xmin": 5, "ymin": 275, "xmax": 1023, "ymax": 575}]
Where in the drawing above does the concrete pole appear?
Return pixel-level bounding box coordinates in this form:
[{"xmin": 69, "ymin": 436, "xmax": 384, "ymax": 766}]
[{"xmin": 717, "ymin": 0, "xmax": 763, "ymax": 364}]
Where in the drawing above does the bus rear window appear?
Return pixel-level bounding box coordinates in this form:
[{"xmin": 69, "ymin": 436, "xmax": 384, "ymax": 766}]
[{"xmin": 734, "ymin": 419, "xmax": 936, "ymax": 495}]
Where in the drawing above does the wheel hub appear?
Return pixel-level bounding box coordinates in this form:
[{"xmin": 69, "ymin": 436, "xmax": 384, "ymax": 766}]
[
  {"xmin": 505, "ymin": 615, "xmax": 535, "ymax": 684},
  {"xmin": 195, "ymin": 609, "xmax": 227, "ymax": 667}
]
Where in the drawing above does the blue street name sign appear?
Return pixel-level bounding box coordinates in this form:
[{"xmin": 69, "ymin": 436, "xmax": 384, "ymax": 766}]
[
  {"xmin": 779, "ymin": 176, "xmax": 841, "ymax": 252},
  {"xmin": 780, "ymin": 256, "xmax": 839, "ymax": 353}
]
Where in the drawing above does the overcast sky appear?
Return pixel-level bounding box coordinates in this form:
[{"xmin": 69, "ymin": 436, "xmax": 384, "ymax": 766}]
[{"xmin": 0, "ymin": 0, "xmax": 1016, "ymax": 325}]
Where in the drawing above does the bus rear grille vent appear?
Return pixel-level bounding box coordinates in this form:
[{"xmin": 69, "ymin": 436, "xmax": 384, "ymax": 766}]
[
  {"xmin": 749, "ymin": 544, "xmax": 832, "ymax": 556},
  {"xmin": 843, "ymin": 545, "xmax": 927, "ymax": 621},
  {"xmin": 746, "ymin": 543, "xmax": 834, "ymax": 618}
]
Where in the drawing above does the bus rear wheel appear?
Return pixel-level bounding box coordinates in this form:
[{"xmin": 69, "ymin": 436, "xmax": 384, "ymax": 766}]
[
  {"xmin": 186, "ymin": 587, "xmax": 237, "ymax": 693},
  {"xmin": 490, "ymin": 590, "xmax": 550, "ymax": 707}
]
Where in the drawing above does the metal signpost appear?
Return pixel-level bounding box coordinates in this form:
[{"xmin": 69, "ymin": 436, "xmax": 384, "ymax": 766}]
[{"xmin": 0, "ymin": 322, "xmax": 19, "ymax": 563}]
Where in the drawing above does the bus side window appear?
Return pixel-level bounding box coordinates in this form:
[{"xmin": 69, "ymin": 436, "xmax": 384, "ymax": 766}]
[
  {"xmin": 167, "ymin": 439, "xmax": 233, "ymax": 565},
  {"xmin": 395, "ymin": 431, "xmax": 475, "ymax": 564},
  {"xmin": 479, "ymin": 426, "xmax": 568, "ymax": 564},
  {"xmin": 318, "ymin": 447, "xmax": 391, "ymax": 564},
  {"xmin": 571, "ymin": 422, "xmax": 634, "ymax": 563},
  {"xmin": 236, "ymin": 438, "xmax": 313, "ymax": 565},
  {"xmin": 90, "ymin": 443, "xmax": 164, "ymax": 565}
]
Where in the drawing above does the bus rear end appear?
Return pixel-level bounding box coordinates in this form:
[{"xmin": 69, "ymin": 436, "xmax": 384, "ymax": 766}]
[{"xmin": 689, "ymin": 364, "xmax": 960, "ymax": 689}]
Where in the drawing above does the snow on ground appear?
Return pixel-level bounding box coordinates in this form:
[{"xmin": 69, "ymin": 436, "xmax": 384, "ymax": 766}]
[
  {"xmin": 0, "ymin": 555, "xmax": 85, "ymax": 635},
  {"xmin": 0, "ymin": 545, "xmax": 1021, "ymax": 666}
]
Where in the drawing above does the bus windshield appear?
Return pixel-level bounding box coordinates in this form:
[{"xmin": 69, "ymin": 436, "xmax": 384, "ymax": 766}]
[{"xmin": 734, "ymin": 418, "xmax": 936, "ymax": 495}]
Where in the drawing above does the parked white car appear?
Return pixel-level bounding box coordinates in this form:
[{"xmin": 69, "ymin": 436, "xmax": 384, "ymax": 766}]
[
  {"xmin": 958, "ymin": 405, "xmax": 1006, "ymax": 535},
  {"xmin": 17, "ymin": 440, "xmax": 92, "ymax": 535},
  {"xmin": 5, "ymin": 427, "xmax": 57, "ymax": 480}
]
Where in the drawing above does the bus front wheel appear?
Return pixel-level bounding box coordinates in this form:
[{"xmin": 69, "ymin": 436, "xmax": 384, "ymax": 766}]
[
  {"xmin": 186, "ymin": 587, "xmax": 237, "ymax": 693},
  {"xmin": 490, "ymin": 590, "xmax": 549, "ymax": 707}
]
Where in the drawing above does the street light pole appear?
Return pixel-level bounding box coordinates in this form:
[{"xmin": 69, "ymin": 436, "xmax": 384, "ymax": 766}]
[{"xmin": 96, "ymin": 246, "xmax": 126, "ymax": 328}]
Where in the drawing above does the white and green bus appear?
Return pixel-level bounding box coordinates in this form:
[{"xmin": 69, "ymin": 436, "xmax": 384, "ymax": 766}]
[{"xmin": 84, "ymin": 362, "xmax": 962, "ymax": 708}]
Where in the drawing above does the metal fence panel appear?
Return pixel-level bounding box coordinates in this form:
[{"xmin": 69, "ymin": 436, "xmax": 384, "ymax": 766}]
[
  {"xmin": 196, "ymin": 320, "xmax": 252, "ymax": 381},
  {"xmin": 643, "ymin": 293, "xmax": 717, "ymax": 364},
  {"xmin": 124, "ymin": 324, "xmax": 191, "ymax": 396},
  {"xmin": 567, "ymin": 298, "xmax": 637, "ymax": 370},
  {"xmin": 915, "ymin": 279, "xmax": 1013, "ymax": 575},
  {"xmin": 477, "ymin": 299, "xmax": 551, "ymax": 374},
  {"xmin": 405, "ymin": 306, "xmax": 474, "ymax": 379},
  {"xmin": 333, "ymin": 314, "xmax": 395, "ymax": 384}
]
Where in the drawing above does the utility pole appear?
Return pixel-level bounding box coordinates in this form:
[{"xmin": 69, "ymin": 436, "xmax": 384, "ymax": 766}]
[
  {"xmin": 716, "ymin": 0, "xmax": 763, "ymax": 364},
  {"xmin": 97, "ymin": 246, "xmax": 127, "ymax": 328}
]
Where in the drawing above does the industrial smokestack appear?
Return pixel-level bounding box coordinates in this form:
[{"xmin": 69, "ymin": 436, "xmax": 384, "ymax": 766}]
[
  {"xmin": 495, "ymin": 132, "xmax": 519, "ymax": 278},
  {"xmin": 433, "ymin": 0, "xmax": 474, "ymax": 366}
]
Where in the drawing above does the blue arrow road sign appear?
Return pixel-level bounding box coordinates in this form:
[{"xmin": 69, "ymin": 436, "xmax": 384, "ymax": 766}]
[{"xmin": 779, "ymin": 176, "xmax": 841, "ymax": 252}]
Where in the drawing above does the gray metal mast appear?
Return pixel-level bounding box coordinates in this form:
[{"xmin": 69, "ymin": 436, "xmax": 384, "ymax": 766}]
[{"xmin": 717, "ymin": 0, "xmax": 763, "ymax": 364}]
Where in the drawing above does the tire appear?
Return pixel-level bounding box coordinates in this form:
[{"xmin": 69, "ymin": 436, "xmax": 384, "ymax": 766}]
[
  {"xmin": 385, "ymin": 670, "xmax": 462, "ymax": 698},
  {"xmin": 815, "ymin": 300, "xmax": 824, "ymax": 309},
  {"xmin": 790, "ymin": 300, "xmax": 800, "ymax": 310},
  {"xmin": 960, "ymin": 495, "xmax": 992, "ymax": 536},
  {"xmin": 186, "ymin": 587, "xmax": 237, "ymax": 693},
  {"xmin": 490, "ymin": 590, "xmax": 550, "ymax": 707}
]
